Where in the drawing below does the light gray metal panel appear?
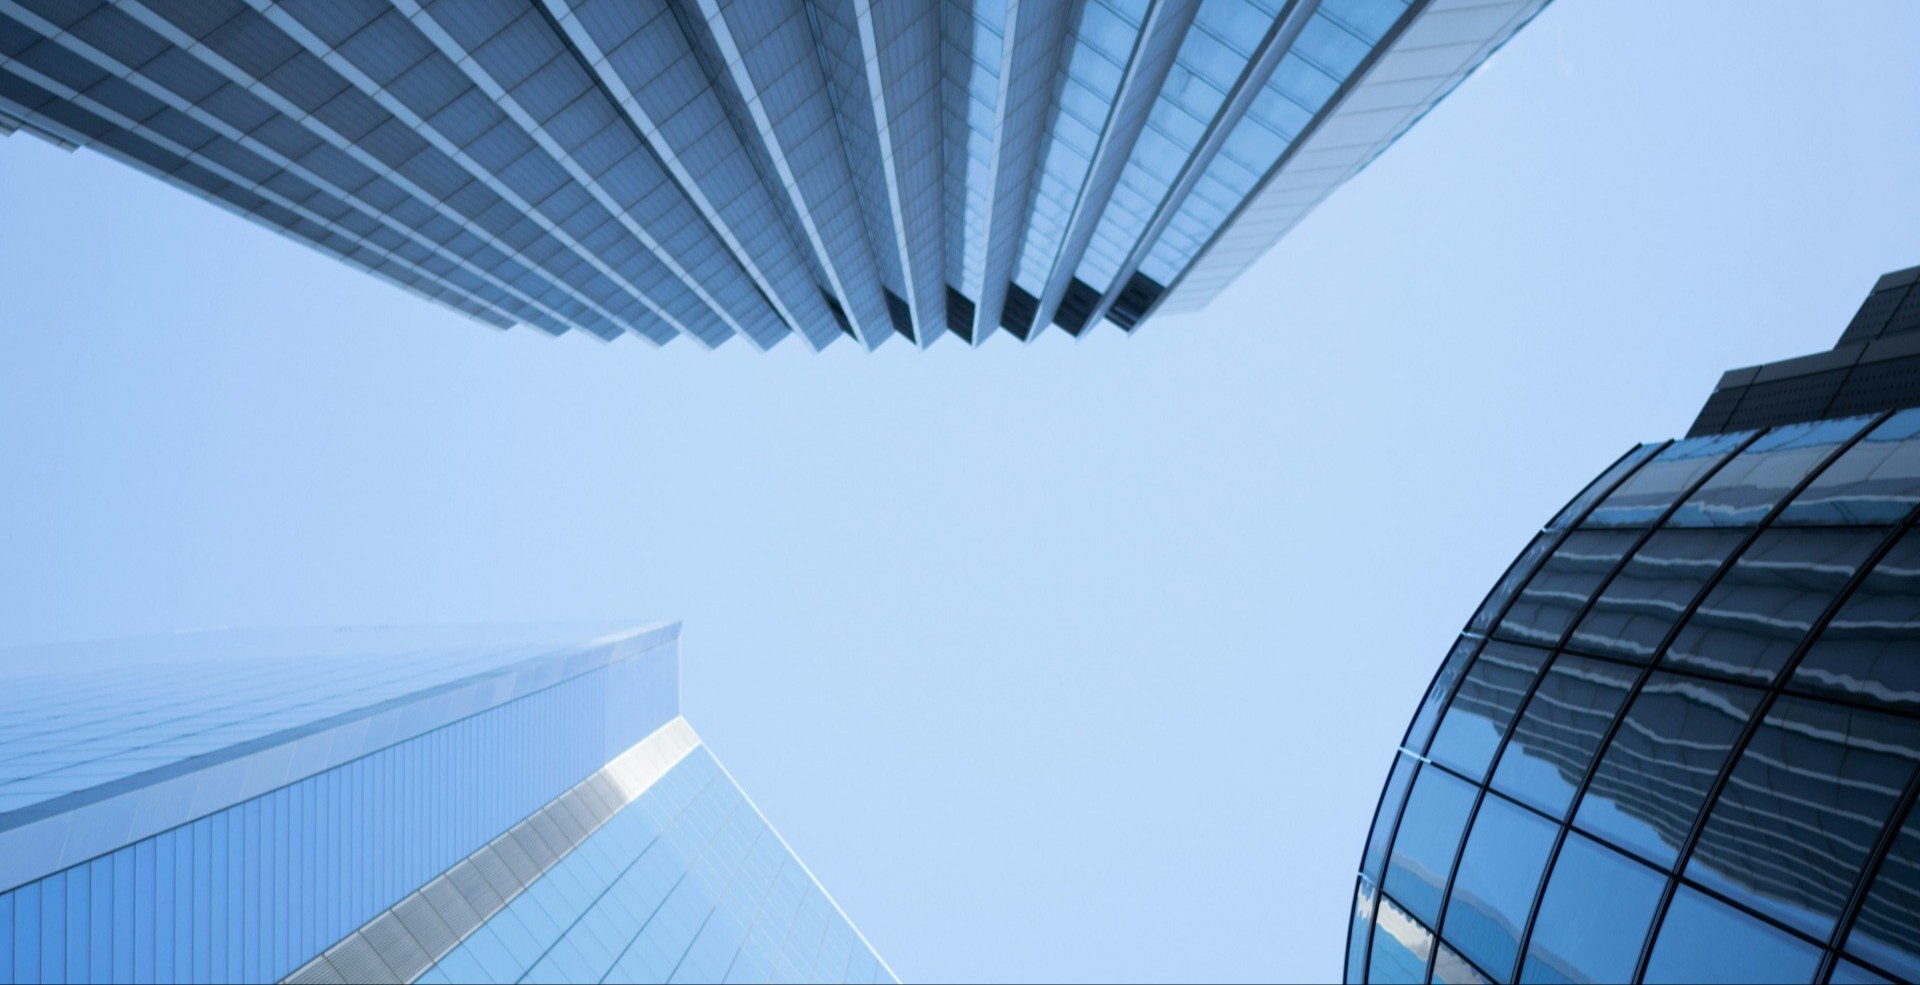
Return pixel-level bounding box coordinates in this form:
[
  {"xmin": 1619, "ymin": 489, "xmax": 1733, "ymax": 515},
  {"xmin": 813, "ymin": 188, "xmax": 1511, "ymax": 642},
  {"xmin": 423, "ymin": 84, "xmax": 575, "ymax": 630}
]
[
  {"xmin": 689, "ymin": 0, "xmax": 899, "ymax": 348},
  {"xmin": 0, "ymin": 4, "xmax": 597, "ymax": 339},
  {"xmin": 1083, "ymin": 0, "xmax": 1320, "ymax": 330},
  {"xmin": 850, "ymin": 0, "xmax": 950, "ymax": 345},
  {"xmin": 241, "ymin": 0, "xmax": 703, "ymax": 345},
  {"xmin": 392, "ymin": 0, "xmax": 789, "ymax": 349},
  {"xmin": 544, "ymin": 0, "xmax": 847, "ymax": 350},
  {"xmin": 1156, "ymin": 0, "xmax": 1547, "ymax": 316},
  {"xmin": 1028, "ymin": 0, "xmax": 1201, "ymax": 337},
  {"xmin": 968, "ymin": 0, "xmax": 1075, "ymax": 343}
]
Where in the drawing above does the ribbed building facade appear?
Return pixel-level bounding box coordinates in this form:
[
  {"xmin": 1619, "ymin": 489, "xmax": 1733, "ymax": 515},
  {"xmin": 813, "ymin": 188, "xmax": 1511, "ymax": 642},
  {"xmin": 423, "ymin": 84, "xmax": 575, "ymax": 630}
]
[
  {"xmin": 1348, "ymin": 266, "xmax": 1920, "ymax": 985},
  {"xmin": 0, "ymin": 0, "xmax": 1545, "ymax": 349},
  {"xmin": 0, "ymin": 624, "xmax": 893, "ymax": 984}
]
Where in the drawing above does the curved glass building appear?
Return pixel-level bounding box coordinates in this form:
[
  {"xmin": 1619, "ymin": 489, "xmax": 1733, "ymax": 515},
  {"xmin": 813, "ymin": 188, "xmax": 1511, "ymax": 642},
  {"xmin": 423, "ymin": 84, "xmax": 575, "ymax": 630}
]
[{"xmin": 1348, "ymin": 264, "xmax": 1920, "ymax": 985}]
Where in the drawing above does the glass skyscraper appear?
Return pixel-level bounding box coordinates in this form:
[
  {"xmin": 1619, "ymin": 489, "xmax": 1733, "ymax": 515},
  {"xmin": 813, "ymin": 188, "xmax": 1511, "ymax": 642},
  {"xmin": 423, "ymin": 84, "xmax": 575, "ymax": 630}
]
[
  {"xmin": 0, "ymin": 0, "xmax": 1546, "ymax": 348},
  {"xmin": 0, "ymin": 623, "xmax": 893, "ymax": 984},
  {"xmin": 1348, "ymin": 264, "xmax": 1920, "ymax": 985}
]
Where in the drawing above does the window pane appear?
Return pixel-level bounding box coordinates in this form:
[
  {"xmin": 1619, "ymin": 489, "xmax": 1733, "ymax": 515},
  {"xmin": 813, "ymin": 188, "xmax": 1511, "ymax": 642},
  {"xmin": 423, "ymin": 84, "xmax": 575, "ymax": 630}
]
[
  {"xmin": 1584, "ymin": 433, "xmax": 1750, "ymax": 528},
  {"xmin": 1642, "ymin": 885, "xmax": 1820, "ymax": 984},
  {"xmin": 1522, "ymin": 832, "xmax": 1665, "ymax": 985},
  {"xmin": 1348, "ymin": 877, "xmax": 1377, "ymax": 983},
  {"xmin": 1793, "ymin": 529, "xmax": 1920, "ymax": 712},
  {"xmin": 1548, "ymin": 444, "xmax": 1664, "ymax": 530},
  {"xmin": 1363, "ymin": 753, "xmax": 1419, "ymax": 881},
  {"xmin": 1384, "ymin": 767, "xmax": 1478, "ymax": 926},
  {"xmin": 1569, "ymin": 530, "xmax": 1747, "ymax": 662},
  {"xmin": 1441, "ymin": 794, "xmax": 1557, "ymax": 981},
  {"xmin": 1828, "ymin": 959, "xmax": 1896, "ymax": 985},
  {"xmin": 1367, "ymin": 894, "xmax": 1433, "ymax": 985},
  {"xmin": 1575, "ymin": 674, "xmax": 1761, "ymax": 868},
  {"xmin": 1664, "ymin": 529, "xmax": 1884, "ymax": 685},
  {"xmin": 1431, "ymin": 942, "xmax": 1490, "ymax": 985},
  {"xmin": 1429, "ymin": 643, "xmax": 1551, "ymax": 781},
  {"xmin": 1491, "ymin": 655, "xmax": 1639, "ymax": 818},
  {"xmin": 1496, "ymin": 532, "xmax": 1639, "ymax": 647},
  {"xmin": 1843, "ymin": 803, "xmax": 1920, "ymax": 980},
  {"xmin": 1406, "ymin": 639, "xmax": 1482, "ymax": 755},
  {"xmin": 1780, "ymin": 408, "xmax": 1920, "ymax": 525},
  {"xmin": 1688, "ymin": 697, "xmax": 1920, "ymax": 939},
  {"xmin": 1469, "ymin": 532, "xmax": 1567, "ymax": 636},
  {"xmin": 1669, "ymin": 418, "xmax": 1871, "ymax": 527}
]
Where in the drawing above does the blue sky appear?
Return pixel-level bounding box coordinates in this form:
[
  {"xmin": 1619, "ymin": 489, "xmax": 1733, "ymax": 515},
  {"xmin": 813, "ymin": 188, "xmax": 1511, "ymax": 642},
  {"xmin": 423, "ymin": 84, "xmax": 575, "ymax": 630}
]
[{"xmin": 2, "ymin": 1, "xmax": 1918, "ymax": 982}]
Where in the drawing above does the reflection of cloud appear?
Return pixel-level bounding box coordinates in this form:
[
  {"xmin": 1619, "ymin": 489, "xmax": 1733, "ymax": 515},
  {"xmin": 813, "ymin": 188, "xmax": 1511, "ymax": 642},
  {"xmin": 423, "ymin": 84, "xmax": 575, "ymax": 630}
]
[{"xmin": 1555, "ymin": 25, "xmax": 1576, "ymax": 77}]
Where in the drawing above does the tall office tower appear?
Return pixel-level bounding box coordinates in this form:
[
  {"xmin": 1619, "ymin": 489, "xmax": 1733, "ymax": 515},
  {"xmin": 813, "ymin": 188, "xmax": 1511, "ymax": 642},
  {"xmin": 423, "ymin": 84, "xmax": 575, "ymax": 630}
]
[
  {"xmin": 0, "ymin": 624, "xmax": 894, "ymax": 985},
  {"xmin": 1346, "ymin": 264, "xmax": 1920, "ymax": 985},
  {"xmin": 0, "ymin": 0, "xmax": 1545, "ymax": 349}
]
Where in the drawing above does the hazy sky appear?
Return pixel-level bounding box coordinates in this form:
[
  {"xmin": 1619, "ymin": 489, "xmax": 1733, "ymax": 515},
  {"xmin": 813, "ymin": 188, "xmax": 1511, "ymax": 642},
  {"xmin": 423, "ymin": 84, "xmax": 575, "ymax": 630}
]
[{"xmin": 2, "ymin": 2, "xmax": 1918, "ymax": 982}]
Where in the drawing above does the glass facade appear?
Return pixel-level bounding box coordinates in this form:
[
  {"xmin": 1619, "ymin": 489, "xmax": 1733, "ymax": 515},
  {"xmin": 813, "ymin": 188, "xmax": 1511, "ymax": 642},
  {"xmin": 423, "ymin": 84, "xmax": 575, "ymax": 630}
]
[
  {"xmin": 0, "ymin": 624, "xmax": 890, "ymax": 984},
  {"xmin": 0, "ymin": 0, "xmax": 1548, "ymax": 347},
  {"xmin": 1350, "ymin": 406, "xmax": 1920, "ymax": 984}
]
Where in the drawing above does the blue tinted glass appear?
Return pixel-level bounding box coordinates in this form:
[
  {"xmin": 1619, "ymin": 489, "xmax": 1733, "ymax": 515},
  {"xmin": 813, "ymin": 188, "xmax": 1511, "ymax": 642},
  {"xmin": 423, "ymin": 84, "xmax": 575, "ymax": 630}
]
[
  {"xmin": 1491, "ymin": 655, "xmax": 1638, "ymax": 818},
  {"xmin": 1522, "ymin": 832, "xmax": 1664, "ymax": 984},
  {"xmin": 1384, "ymin": 767, "xmax": 1477, "ymax": 926},
  {"xmin": 1641, "ymin": 885, "xmax": 1819, "ymax": 984},
  {"xmin": 1664, "ymin": 529, "xmax": 1884, "ymax": 685},
  {"xmin": 1669, "ymin": 418, "xmax": 1871, "ymax": 527},
  {"xmin": 1367, "ymin": 894, "xmax": 1433, "ymax": 985},
  {"xmin": 1575, "ymin": 673, "xmax": 1761, "ymax": 868},
  {"xmin": 1846, "ymin": 804, "xmax": 1920, "ymax": 980},
  {"xmin": 1584, "ymin": 433, "xmax": 1751, "ymax": 528},
  {"xmin": 1441, "ymin": 794, "xmax": 1556, "ymax": 981},
  {"xmin": 1431, "ymin": 942, "xmax": 1489, "ymax": 984},
  {"xmin": 1407, "ymin": 639, "xmax": 1482, "ymax": 754},
  {"xmin": 1348, "ymin": 877, "xmax": 1377, "ymax": 983},
  {"xmin": 1780, "ymin": 408, "xmax": 1920, "ymax": 525},
  {"xmin": 1429, "ymin": 643, "xmax": 1551, "ymax": 781},
  {"xmin": 1793, "ymin": 529, "xmax": 1920, "ymax": 712},
  {"xmin": 1363, "ymin": 753, "xmax": 1419, "ymax": 880},
  {"xmin": 1548, "ymin": 444, "xmax": 1664, "ymax": 530},
  {"xmin": 1688, "ymin": 697, "xmax": 1920, "ymax": 938},
  {"xmin": 1496, "ymin": 532, "xmax": 1639, "ymax": 647},
  {"xmin": 1568, "ymin": 530, "xmax": 1747, "ymax": 662},
  {"xmin": 1829, "ymin": 959, "xmax": 1896, "ymax": 984},
  {"xmin": 1469, "ymin": 532, "xmax": 1567, "ymax": 636}
]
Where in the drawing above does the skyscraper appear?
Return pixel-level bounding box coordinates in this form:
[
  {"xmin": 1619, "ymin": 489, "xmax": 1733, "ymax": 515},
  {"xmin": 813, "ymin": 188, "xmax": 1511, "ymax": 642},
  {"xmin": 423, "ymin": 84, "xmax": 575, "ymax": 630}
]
[
  {"xmin": 0, "ymin": 623, "xmax": 894, "ymax": 984},
  {"xmin": 1348, "ymin": 264, "xmax": 1920, "ymax": 984},
  {"xmin": 0, "ymin": 0, "xmax": 1547, "ymax": 349}
]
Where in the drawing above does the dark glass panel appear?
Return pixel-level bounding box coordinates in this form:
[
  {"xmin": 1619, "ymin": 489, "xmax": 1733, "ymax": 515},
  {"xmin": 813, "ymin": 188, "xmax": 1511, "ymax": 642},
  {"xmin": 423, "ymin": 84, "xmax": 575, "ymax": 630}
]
[
  {"xmin": 1828, "ymin": 959, "xmax": 1896, "ymax": 984},
  {"xmin": 1688, "ymin": 697, "xmax": 1920, "ymax": 938},
  {"xmin": 1521, "ymin": 832, "xmax": 1665, "ymax": 985},
  {"xmin": 1781, "ymin": 408, "xmax": 1920, "ymax": 525},
  {"xmin": 1844, "ymin": 804, "xmax": 1920, "ymax": 981},
  {"xmin": 1575, "ymin": 674, "xmax": 1761, "ymax": 868},
  {"xmin": 1665, "ymin": 529, "xmax": 1884, "ymax": 685},
  {"xmin": 1548, "ymin": 443, "xmax": 1663, "ymax": 530},
  {"xmin": 1469, "ymin": 532, "xmax": 1567, "ymax": 636},
  {"xmin": 1406, "ymin": 638, "xmax": 1482, "ymax": 755},
  {"xmin": 1429, "ymin": 643, "xmax": 1552, "ymax": 782},
  {"xmin": 1441, "ymin": 794, "xmax": 1557, "ymax": 981},
  {"xmin": 1569, "ymin": 530, "xmax": 1747, "ymax": 662},
  {"xmin": 1793, "ymin": 530, "xmax": 1920, "ymax": 712},
  {"xmin": 1641, "ymin": 885, "xmax": 1820, "ymax": 984},
  {"xmin": 1584, "ymin": 433, "xmax": 1750, "ymax": 528},
  {"xmin": 1670, "ymin": 418, "xmax": 1871, "ymax": 527},
  {"xmin": 1367, "ymin": 894, "xmax": 1433, "ymax": 985},
  {"xmin": 1362, "ymin": 753, "xmax": 1419, "ymax": 881},
  {"xmin": 1491, "ymin": 655, "xmax": 1639, "ymax": 818},
  {"xmin": 1384, "ymin": 767, "xmax": 1478, "ymax": 926},
  {"xmin": 1495, "ymin": 532, "xmax": 1639, "ymax": 647}
]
